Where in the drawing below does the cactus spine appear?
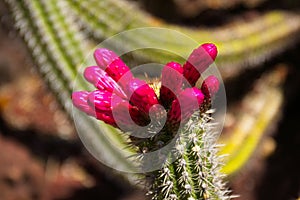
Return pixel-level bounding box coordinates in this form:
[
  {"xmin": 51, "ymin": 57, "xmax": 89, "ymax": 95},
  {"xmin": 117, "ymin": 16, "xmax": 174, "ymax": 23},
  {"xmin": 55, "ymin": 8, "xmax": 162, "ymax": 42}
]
[{"xmin": 148, "ymin": 113, "xmax": 230, "ymax": 200}]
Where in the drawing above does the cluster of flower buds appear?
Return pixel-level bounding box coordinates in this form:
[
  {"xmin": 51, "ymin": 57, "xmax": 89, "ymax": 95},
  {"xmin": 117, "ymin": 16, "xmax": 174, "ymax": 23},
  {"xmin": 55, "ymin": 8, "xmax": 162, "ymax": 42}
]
[{"xmin": 72, "ymin": 43, "xmax": 220, "ymax": 131}]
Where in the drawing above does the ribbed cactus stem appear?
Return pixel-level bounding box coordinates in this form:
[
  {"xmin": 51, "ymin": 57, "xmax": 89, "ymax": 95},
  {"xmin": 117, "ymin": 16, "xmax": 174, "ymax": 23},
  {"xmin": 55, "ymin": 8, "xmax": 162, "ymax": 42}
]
[
  {"xmin": 148, "ymin": 112, "xmax": 230, "ymax": 200},
  {"xmin": 66, "ymin": 0, "xmax": 300, "ymax": 78}
]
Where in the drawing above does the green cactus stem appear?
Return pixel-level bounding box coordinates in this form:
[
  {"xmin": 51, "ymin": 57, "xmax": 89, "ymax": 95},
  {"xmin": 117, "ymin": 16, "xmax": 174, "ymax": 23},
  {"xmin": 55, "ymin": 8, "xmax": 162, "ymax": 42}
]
[
  {"xmin": 219, "ymin": 65, "xmax": 287, "ymax": 175},
  {"xmin": 148, "ymin": 112, "xmax": 231, "ymax": 200},
  {"xmin": 66, "ymin": 0, "xmax": 300, "ymax": 78}
]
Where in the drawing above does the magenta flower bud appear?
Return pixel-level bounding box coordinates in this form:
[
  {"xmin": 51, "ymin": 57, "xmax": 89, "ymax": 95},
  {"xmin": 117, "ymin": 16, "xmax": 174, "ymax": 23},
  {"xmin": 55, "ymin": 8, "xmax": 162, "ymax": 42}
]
[
  {"xmin": 94, "ymin": 111, "xmax": 117, "ymax": 127},
  {"xmin": 183, "ymin": 43, "xmax": 218, "ymax": 86},
  {"xmin": 106, "ymin": 59, "xmax": 134, "ymax": 87},
  {"xmin": 93, "ymin": 48, "xmax": 133, "ymax": 87},
  {"xmin": 72, "ymin": 91, "xmax": 96, "ymax": 116},
  {"xmin": 73, "ymin": 47, "xmax": 219, "ymax": 132},
  {"xmin": 201, "ymin": 75, "xmax": 220, "ymax": 98},
  {"xmin": 94, "ymin": 48, "xmax": 119, "ymax": 68},
  {"xmin": 160, "ymin": 62, "xmax": 183, "ymax": 107},
  {"xmin": 87, "ymin": 90, "xmax": 125, "ymax": 112},
  {"xmin": 83, "ymin": 66, "xmax": 127, "ymax": 98},
  {"xmin": 167, "ymin": 87, "xmax": 204, "ymax": 125},
  {"xmin": 126, "ymin": 78, "xmax": 159, "ymax": 114},
  {"xmin": 112, "ymin": 102, "xmax": 149, "ymax": 129},
  {"xmin": 72, "ymin": 91, "xmax": 117, "ymax": 126},
  {"xmin": 201, "ymin": 43, "xmax": 217, "ymax": 61}
]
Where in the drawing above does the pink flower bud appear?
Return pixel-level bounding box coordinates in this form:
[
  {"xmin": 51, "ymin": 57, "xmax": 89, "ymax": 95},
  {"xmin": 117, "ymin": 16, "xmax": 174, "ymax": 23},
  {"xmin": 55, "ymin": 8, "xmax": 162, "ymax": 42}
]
[
  {"xmin": 201, "ymin": 75, "xmax": 220, "ymax": 98},
  {"xmin": 93, "ymin": 48, "xmax": 133, "ymax": 87},
  {"xmin": 94, "ymin": 48, "xmax": 119, "ymax": 68},
  {"xmin": 112, "ymin": 102, "xmax": 149, "ymax": 130},
  {"xmin": 183, "ymin": 43, "xmax": 218, "ymax": 86},
  {"xmin": 72, "ymin": 91, "xmax": 117, "ymax": 126},
  {"xmin": 72, "ymin": 91, "xmax": 96, "ymax": 116},
  {"xmin": 126, "ymin": 78, "xmax": 159, "ymax": 114},
  {"xmin": 201, "ymin": 43, "xmax": 217, "ymax": 61},
  {"xmin": 87, "ymin": 90, "xmax": 125, "ymax": 112},
  {"xmin": 84, "ymin": 66, "xmax": 127, "ymax": 98},
  {"xmin": 94, "ymin": 111, "xmax": 117, "ymax": 127},
  {"xmin": 160, "ymin": 62, "xmax": 183, "ymax": 107},
  {"xmin": 167, "ymin": 87, "xmax": 204, "ymax": 125},
  {"xmin": 108, "ymin": 59, "xmax": 135, "ymax": 90},
  {"xmin": 73, "ymin": 46, "xmax": 220, "ymax": 132}
]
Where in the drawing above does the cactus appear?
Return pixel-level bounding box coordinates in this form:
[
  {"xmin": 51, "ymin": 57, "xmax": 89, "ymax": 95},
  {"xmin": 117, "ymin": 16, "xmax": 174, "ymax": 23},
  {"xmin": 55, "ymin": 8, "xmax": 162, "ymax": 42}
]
[
  {"xmin": 6, "ymin": 0, "xmax": 300, "ymax": 110},
  {"xmin": 219, "ymin": 65, "xmax": 287, "ymax": 175},
  {"xmin": 143, "ymin": 0, "xmax": 268, "ymax": 18},
  {"xmin": 6, "ymin": 0, "xmax": 138, "ymax": 181},
  {"xmin": 66, "ymin": 0, "xmax": 300, "ymax": 78},
  {"xmin": 148, "ymin": 114, "xmax": 230, "ymax": 199},
  {"xmin": 4, "ymin": 0, "xmax": 300, "ymax": 193},
  {"xmin": 71, "ymin": 44, "xmax": 232, "ymax": 199}
]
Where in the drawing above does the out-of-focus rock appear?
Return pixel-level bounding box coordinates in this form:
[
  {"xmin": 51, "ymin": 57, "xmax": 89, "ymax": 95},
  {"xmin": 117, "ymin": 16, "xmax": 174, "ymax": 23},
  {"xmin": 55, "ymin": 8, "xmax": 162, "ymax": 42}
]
[
  {"xmin": 0, "ymin": 73, "xmax": 76, "ymax": 139},
  {"xmin": 44, "ymin": 158, "xmax": 96, "ymax": 199},
  {"xmin": 0, "ymin": 134, "xmax": 96, "ymax": 200},
  {"xmin": 0, "ymin": 135, "xmax": 45, "ymax": 200}
]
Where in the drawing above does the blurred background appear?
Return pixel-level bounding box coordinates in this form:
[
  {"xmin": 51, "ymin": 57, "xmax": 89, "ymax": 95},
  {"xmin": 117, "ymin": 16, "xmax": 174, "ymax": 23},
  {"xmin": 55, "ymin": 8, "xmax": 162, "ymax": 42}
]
[{"xmin": 0, "ymin": 0, "xmax": 299, "ymax": 199}]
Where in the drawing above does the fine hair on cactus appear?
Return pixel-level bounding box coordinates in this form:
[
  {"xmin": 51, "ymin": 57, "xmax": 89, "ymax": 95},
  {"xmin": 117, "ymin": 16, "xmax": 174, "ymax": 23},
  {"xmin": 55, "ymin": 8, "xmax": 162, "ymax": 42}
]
[{"xmin": 72, "ymin": 43, "xmax": 231, "ymax": 199}]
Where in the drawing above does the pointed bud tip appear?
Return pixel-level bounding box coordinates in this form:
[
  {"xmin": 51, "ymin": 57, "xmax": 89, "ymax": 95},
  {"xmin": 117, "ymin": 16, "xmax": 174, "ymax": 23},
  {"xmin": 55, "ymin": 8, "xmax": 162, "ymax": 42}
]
[
  {"xmin": 165, "ymin": 62, "xmax": 183, "ymax": 73},
  {"xmin": 201, "ymin": 75, "xmax": 220, "ymax": 98},
  {"xmin": 191, "ymin": 87, "xmax": 205, "ymax": 105},
  {"xmin": 83, "ymin": 66, "xmax": 98, "ymax": 83},
  {"xmin": 71, "ymin": 91, "xmax": 88, "ymax": 103},
  {"xmin": 94, "ymin": 49, "xmax": 133, "ymax": 84},
  {"xmin": 71, "ymin": 91, "xmax": 97, "ymax": 116},
  {"xmin": 93, "ymin": 48, "xmax": 118, "ymax": 68},
  {"xmin": 93, "ymin": 48, "xmax": 117, "ymax": 58},
  {"xmin": 183, "ymin": 43, "xmax": 218, "ymax": 86},
  {"xmin": 201, "ymin": 43, "xmax": 218, "ymax": 61}
]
